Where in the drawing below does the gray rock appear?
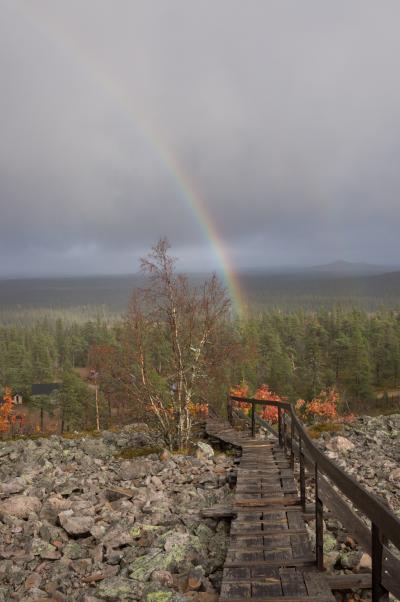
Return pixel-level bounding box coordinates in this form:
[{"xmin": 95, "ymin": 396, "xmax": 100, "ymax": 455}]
[
  {"xmin": 0, "ymin": 495, "xmax": 41, "ymax": 519},
  {"xmin": 150, "ymin": 570, "xmax": 174, "ymax": 587},
  {"xmin": 195, "ymin": 442, "xmax": 214, "ymax": 459},
  {"xmin": 326, "ymin": 436, "xmax": 355, "ymax": 453},
  {"xmin": 1, "ymin": 476, "xmax": 27, "ymax": 495},
  {"xmin": 58, "ymin": 510, "xmax": 94, "ymax": 536},
  {"xmin": 119, "ymin": 458, "xmax": 156, "ymax": 479}
]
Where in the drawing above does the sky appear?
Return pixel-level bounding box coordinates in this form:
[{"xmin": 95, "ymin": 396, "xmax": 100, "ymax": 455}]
[{"xmin": 1, "ymin": 1, "xmax": 400, "ymax": 277}]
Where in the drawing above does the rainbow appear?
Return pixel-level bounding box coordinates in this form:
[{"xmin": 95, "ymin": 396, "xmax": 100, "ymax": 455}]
[
  {"xmin": 14, "ymin": 3, "xmax": 247, "ymax": 315},
  {"xmin": 152, "ymin": 146, "xmax": 246, "ymax": 315}
]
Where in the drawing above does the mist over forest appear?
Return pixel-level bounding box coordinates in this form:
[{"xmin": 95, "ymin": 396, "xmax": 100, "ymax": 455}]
[{"xmin": 2, "ymin": 262, "xmax": 400, "ymax": 317}]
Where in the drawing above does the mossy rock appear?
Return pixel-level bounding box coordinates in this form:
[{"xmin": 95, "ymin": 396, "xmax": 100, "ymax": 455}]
[
  {"xmin": 129, "ymin": 534, "xmax": 205, "ymax": 581},
  {"xmin": 116, "ymin": 446, "xmax": 163, "ymax": 460},
  {"xmin": 144, "ymin": 585, "xmax": 174, "ymax": 602},
  {"xmin": 195, "ymin": 523, "xmax": 214, "ymax": 545},
  {"xmin": 131, "ymin": 524, "xmax": 161, "ymax": 538},
  {"xmin": 96, "ymin": 576, "xmax": 143, "ymax": 600},
  {"xmin": 63, "ymin": 542, "xmax": 82, "ymax": 559},
  {"xmin": 308, "ymin": 422, "xmax": 343, "ymax": 439},
  {"xmin": 323, "ymin": 532, "xmax": 337, "ymax": 554}
]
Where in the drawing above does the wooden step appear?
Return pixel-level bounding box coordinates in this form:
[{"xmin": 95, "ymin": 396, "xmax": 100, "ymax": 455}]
[
  {"xmin": 224, "ymin": 552, "xmax": 315, "ymax": 569},
  {"xmin": 230, "ymin": 529, "xmax": 308, "ymax": 537},
  {"xmin": 219, "ymin": 582, "xmax": 335, "ymax": 602},
  {"xmin": 235, "ymin": 497, "xmax": 300, "ymax": 507}
]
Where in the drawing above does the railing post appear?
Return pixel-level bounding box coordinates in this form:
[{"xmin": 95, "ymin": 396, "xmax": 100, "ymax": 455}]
[
  {"xmin": 278, "ymin": 406, "xmax": 283, "ymax": 446},
  {"xmin": 315, "ymin": 462, "xmax": 324, "ymax": 570},
  {"xmin": 283, "ymin": 411, "xmax": 287, "ymax": 456},
  {"xmin": 227, "ymin": 394, "xmax": 233, "ymax": 425},
  {"xmin": 290, "ymin": 414, "xmax": 295, "ymax": 470},
  {"xmin": 372, "ymin": 524, "xmax": 389, "ymax": 602},
  {"xmin": 251, "ymin": 402, "xmax": 256, "ymax": 438},
  {"xmin": 299, "ymin": 437, "xmax": 306, "ymax": 510}
]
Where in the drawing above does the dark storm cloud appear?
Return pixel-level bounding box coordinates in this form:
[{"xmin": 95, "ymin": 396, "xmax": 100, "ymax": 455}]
[{"xmin": 1, "ymin": 0, "xmax": 400, "ymax": 275}]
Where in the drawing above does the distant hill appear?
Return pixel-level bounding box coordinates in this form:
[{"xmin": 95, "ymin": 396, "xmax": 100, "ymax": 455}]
[
  {"xmin": 305, "ymin": 260, "xmax": 395, "ymax": 276},
  {"xmin": 1, "ymin": 268, "xmax": 400, "ymax": 315},
  {"xmin": 237, "ymin": 268, "xmax": 400, "ymax": 310}
]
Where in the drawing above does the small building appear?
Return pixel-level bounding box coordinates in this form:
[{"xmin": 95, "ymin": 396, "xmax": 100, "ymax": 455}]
[
  {"xmin": 0, "ymin": 391, "xmax": 23, "ymax": 405},
  {"xmin": 13, "ymin": 393, "xmax": 23, "ymax": 405}
]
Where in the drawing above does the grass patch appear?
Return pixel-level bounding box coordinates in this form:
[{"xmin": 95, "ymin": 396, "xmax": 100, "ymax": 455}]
[
  {"xmin": 7, "ymin": 432, "xmax": 52, "ymax": 441},
  {"xmin": 115, "ymin": 446, "xmax": 163, "ymax": 459},
  {"xmin": 308, "ymin": 422, "xmax": 343, "ymax": 439},
  {"xmin": 61, "ymin": 430, "xmax": 102, "ymax": 439}
]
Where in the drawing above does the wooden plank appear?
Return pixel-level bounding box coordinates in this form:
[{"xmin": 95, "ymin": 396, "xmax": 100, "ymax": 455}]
[
  {"xmin": 235, "ymin": 496, "xmax": 300, "ymax": 506},
  {"xmin": 252, "ymin": 576, "xmax": 283, "ymax": 597},
  {"xmin": 228, "ymin": 545, "xmax": 292, "ymax": 553},
  {"xmin": 280, "ymin": 567, "xmax": 308, "ymax": 596},
  {"xmin": 303, "ymin": 571, "xmax": 335, "ymax": 601},
  {"xmin": 236, "ymin": 488, "xmax": 298, "ymax": 495},
  {"xmin": 225, "ymin": 557, "xmax": 316, "ymax": 568},
  {"xmin": 201, "ymin": 505, "xmax": 236, "ymax": 518},
  {"xmin": 219, "ymin": 596, "xmax": 335, "ymax": 602},
  {"xmin": 206, "ymin": 417, "xmax": 334, "ymax": 602},
  {"xmin": 231, "ymin": 529, "xmax": 308, "ymax": 537},
  {"xmin": 220, "ymin": 581, "xmax": 251, "ymax": 598},
  {"xmin": 290, "ymin": 534, "xmax": 313, "ymax": 559},
  {"xmin": 326, "ymin": 573, "xmax": 372, "ymax": 590}
]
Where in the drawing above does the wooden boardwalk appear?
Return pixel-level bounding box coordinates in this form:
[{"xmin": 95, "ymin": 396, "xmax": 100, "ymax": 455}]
[{"xmin": 206, "ymin": 417, "xmax": 335, "ymax": 602}]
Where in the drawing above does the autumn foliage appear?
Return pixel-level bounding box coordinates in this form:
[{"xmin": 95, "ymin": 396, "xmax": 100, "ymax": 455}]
[
  {"xmin": 230, "ymin": 382, "xmax": 283, "ymax": 423},
  {"xmin": 0, "ymin": 387, "xmax": 15, "ymax": 433},
  {"xmin": 255, "ymin": 385, "xmax": 283, "ymax": 423},
  {"xmin": 295, "ymin": 389, "xmax": 338, "ymax": 422},
  {"xmin": 188, "ymin": 402, "xmax": 209, "ymax": 417},
  {"xmin": 230, "ymin": 382, "xmax": 251, "ymax": 414},
  {"xmin": 230, "ymin": 383, "xmax": 355, "ymax": 426}
]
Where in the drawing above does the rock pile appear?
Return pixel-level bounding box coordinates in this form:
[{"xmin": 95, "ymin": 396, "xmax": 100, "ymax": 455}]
[
  {"xmin": 0, "ymin": 425, "xmax": 233, "ymax": 601},
  {"xmin": 305, "ymin": 413, "xmax": 400, "ymax": 601},
  {"xmin": 318, "ymin": 413, "xmax": 400, "ymax": 514}
]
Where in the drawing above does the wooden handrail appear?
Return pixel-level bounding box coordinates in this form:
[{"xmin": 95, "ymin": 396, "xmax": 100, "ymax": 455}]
[{"xmin": 228, "ymin": 394, "xmax": 400, "ymax": 602}]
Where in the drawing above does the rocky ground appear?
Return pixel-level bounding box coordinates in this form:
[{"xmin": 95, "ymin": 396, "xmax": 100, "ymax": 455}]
[
  {"xmin": 319, "ymin": 413, "xmax": 400, "ymax": 515},
  {"xmin": 1, "ymin": 414, "xmax": 398, "ymax": 602},
  {"xmin": 0, "ymin": 425, "xmax": 234, "ymax": 602},
  {"xmin": 307, "ymin": 414, "xmax": 400, "ymax": 601}
]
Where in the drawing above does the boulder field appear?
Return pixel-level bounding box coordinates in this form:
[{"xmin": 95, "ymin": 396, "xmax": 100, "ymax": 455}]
[{"xmin": 0, "ymin": 425, "xmax": 233, "ymax": 601}]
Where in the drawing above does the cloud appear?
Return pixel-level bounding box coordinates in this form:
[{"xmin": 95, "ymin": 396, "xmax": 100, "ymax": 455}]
[{"xmin": 1, "ymin": 0, "xmax": 400, "ymax": 275}]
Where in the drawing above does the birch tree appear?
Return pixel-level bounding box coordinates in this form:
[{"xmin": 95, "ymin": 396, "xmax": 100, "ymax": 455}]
[{"xmin": 125, "ymin": 238, "xmax": 231, "ymax": 449}]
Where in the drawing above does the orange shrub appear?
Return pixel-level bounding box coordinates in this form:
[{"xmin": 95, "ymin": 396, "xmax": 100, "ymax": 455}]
[
  {"xmin": 297, "ymin": 389, "xmax": 339, "ymax": 423},
  {"xmin": 230, "ymin": 382, "xmax": 251, "ymax": 415},
  {"xmin": 188, "ymin": 402, "xmax": 209, "ymax": 417},
  {"xmin": 255, "ymin": 384, "xmax": 283, "ymax": 424},
  {"xmin": 0, "ymin": 387, "xmax": 15, "ymax": 433}
]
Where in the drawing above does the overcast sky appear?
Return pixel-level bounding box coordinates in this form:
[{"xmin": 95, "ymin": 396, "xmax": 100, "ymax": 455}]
[{"xmin": 1, "ymin": 1, "xmax": 400, "ymax": 276}]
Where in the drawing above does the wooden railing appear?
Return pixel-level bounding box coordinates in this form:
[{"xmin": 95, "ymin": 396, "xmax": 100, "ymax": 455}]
[{"xmin": 228, "ymin": 394, "xmax": 400, "ymax": 602}]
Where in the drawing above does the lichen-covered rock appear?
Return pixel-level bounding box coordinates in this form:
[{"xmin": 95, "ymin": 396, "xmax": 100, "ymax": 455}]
[
  {"xmin": 95, "ymin": 576, "xmax": 143, "ymax": 600},
  {"xmin": 0, "ymin": 424, "xmax": 233, "ymax": 601},
  {"xmin": 323, "ymin": 532, "xmax": 337, "ymax": 554},
  {"xmin": 143, "ymin": 584, "xmax": 174, "ymax": 602},
  {"xmin": 195, "ymin": 442, "xmax": 214, "ymax": 459},
  {"xmin": 337, "ymin": 549, "xmax": 362, "ymax": 570},
  {"xmin": 129, "ymin": 532, "xmax": 205, "ymax": 582},
  {"xmin": 319, "ymin": 413, "xmax": 400, "ymax": 514}
]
